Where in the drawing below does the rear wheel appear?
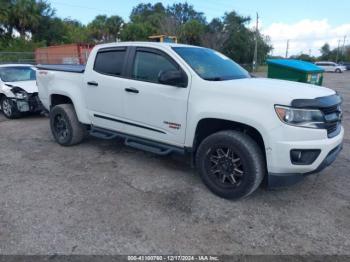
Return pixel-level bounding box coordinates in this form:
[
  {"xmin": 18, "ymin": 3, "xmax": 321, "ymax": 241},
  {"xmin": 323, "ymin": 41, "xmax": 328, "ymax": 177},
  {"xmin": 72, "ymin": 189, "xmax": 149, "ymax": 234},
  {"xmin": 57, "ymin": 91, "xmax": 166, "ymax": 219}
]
[
  {"xmin": 50, "ymin": 104, "xmax": 86, "ymax": 146},
  {"xmin": 196, "ymin": 130, "xmax": 265, "ymax": 199},
  {"xmin": 1, "ymin": 97, "xmax": 19, "ymax": 119}
]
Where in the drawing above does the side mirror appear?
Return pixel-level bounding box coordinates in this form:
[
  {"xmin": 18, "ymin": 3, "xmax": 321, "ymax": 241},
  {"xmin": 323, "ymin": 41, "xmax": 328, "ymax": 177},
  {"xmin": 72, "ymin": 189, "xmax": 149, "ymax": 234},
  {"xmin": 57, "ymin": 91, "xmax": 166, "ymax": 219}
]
[{"xmin": 158, "ymin": 70, "xmax": 187, "ymax": 87}]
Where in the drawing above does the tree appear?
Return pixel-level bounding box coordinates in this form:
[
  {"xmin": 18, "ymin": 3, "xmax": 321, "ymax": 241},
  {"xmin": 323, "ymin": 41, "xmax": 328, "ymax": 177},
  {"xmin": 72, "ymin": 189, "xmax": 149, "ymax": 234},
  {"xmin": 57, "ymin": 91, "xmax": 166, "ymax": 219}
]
[
  {"xmin": 121, "ymin": 3, "xmax": 166, "ymax": 41},
  {"xmin": 214, "ymin": 11, "xmax": 272, "ymax": 65},
  {"xmin": 32, "ymin": 17, "xmax": 66, "ymax": 45},
  {"xmin": 220, "ymin": 11, "xmax": 254, "ymax": 64},
  {"xmin": 179, "ymin": 20, "xmax": 205, "ymax": 45},
  {"xmin": 62, "ymin": 19, "xmax": 89, "ymax": 43},
  {"xmin": 106, "ymin": 15, "xmax": 124, "ymax": 42},
  {"xmin": 120, "ymin": 23, "xmax": 154, "ymax": 41},
  {"xmin": 8, "ymin": 0, "xmax": 54, "ymax": 38},
  {"xmin": 290, "ymin": 53, "xmax": 316, "ymax": 62},
  {"xmin": 88, "ymin": 15, "xmax": 124, "ymax": 43},
  {"xmin": 320, "ymin": 43, "xmax": 331, "ymax": 60},
  {"xmin": 0, "ymin": 0, "xmax": 12, "ymax": 37},
  {"xmin": 201, "ymin": 18, "xmax": 228, "ymax": 50},
  {"xmin": 167, "ymin": 2, "xmax": 206, "ymax": 25},
  {"xmin": 88, "ymin": 15, "xmax": 109, "ymax": 42},
  {"xmin": 130, "ymin": 2, "xmax": 166, "ymax": 28}
]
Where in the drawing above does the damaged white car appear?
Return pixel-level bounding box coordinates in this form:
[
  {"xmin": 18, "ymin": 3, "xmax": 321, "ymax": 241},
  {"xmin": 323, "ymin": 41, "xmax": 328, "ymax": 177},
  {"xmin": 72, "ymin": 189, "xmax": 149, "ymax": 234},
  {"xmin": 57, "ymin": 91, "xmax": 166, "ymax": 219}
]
[{"xmin": 0, "ymin": 64, "xmax": 43, "ymax": 119}]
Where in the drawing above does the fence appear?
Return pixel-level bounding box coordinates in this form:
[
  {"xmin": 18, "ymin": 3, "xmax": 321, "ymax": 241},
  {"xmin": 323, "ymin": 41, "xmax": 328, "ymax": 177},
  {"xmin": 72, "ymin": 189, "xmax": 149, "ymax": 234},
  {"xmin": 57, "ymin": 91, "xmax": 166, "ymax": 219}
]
[
  {"xmin": 0, "ymin": 50, "xmax": 91, "ymax": 65},
  {"xmin": 0, "ymin": 52, "xmax": 36, "ymax": 64}
]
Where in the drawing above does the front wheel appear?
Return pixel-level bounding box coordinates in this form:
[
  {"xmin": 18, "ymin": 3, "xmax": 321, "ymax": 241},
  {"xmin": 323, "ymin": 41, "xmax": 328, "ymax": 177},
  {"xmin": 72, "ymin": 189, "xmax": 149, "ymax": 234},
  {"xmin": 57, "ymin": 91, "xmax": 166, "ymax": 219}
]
[
  {"xmin": 335, "ymin": 68, "xmax": 342, "ymax": 73},
  {"xmin": 50, "ymin": 104, "xmax": 86, "ymax": 146},
  {"xmin": 1, "ymin": 97, "xmax": 19, "ymax": 119},
  {"xmin": 196, "ymin": 130, "xmax": 265, "ymax": 199}
]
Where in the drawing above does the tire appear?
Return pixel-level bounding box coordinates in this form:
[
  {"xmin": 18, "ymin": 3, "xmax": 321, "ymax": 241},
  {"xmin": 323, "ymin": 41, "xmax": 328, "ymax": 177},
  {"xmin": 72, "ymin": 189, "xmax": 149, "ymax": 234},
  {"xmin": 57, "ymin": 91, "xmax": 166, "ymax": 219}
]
[
  {"xmin": 50, "ymin": 104, "xmax": 86, "ymax": 146},
  {"xmin": 1, "ymin": 97, "xmax": 20, "ymax": 119},
  {"xmin": 196, "ymin": 130, "xmax": 265, "ymax": 199},
  {"xmin": 335, "ymin": 69, "xmax": 342, "ymax": 73}
]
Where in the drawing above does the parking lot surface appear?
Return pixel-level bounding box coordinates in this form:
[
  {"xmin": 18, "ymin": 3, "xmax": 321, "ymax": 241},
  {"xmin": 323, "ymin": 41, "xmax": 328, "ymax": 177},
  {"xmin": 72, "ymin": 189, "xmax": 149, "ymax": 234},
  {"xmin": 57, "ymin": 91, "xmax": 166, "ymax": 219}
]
[{"xmin": 0, "ymin": 72, "xmax": 349, "ymax": 255}]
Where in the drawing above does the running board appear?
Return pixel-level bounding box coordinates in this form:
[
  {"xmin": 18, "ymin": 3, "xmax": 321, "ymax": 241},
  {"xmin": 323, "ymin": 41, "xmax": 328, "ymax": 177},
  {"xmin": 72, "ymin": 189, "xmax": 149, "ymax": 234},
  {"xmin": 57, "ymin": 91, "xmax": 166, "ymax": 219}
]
[
  {"xmin": 125, "ymin": 138, "xmax": 172, "ymax": 155},
  {"xmin": 90, "ymin": 127, "xmax": 118, "ymax": 140},
  {"xmin": 89, "ymin": 126, "xmax": 184, "ymax": 156}
]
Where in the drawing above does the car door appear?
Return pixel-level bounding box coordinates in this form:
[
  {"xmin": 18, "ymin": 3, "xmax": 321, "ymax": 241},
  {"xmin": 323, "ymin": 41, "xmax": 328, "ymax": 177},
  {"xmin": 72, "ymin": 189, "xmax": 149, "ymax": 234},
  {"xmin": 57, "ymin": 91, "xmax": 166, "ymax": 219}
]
[
  {"xmin": 122, "ymin": 47, "xmax": 190, "ymax": 146},
  {"xmin": 327, "ymin": 63, "xmax": 335, "ymax": 72},
  {"xmin": 83, "ymin": 46, "xmax": 130, "ymax": 132}
]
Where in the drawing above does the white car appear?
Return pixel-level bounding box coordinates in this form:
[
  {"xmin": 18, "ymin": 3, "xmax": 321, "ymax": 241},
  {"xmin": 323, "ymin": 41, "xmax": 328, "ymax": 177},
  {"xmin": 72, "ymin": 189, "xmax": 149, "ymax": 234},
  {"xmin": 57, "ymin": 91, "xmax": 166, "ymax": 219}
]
[
  {"xmin": 36, "ymin": 42, "xmax": 344, "ymax": 199},
  {"xmin": 0, "ymin": 64, "xmax": 42, "ymax": 119},
  {"xmin": 315, "ymin": 61, "xmax": 346, "ymax": 73}
]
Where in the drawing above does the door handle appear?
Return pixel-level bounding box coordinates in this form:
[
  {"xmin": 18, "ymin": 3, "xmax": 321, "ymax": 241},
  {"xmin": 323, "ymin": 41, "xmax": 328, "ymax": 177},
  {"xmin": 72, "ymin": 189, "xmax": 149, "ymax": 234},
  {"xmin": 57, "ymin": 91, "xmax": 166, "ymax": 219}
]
[
  {"xmin": 125, "ymin": 87, "xmax": 139, "ymax": 94},
  {"xmin": 87, "ymin": 81, "xmax": 98, "ymax": 86}
]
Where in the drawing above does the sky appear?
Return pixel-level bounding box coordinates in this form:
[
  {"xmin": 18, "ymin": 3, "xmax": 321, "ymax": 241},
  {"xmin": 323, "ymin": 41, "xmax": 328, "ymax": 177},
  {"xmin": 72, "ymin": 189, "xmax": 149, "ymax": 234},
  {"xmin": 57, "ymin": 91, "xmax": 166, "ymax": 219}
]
[{"xmin": 48, "ymin": 0, "xmax": 350, "ymax": 56}]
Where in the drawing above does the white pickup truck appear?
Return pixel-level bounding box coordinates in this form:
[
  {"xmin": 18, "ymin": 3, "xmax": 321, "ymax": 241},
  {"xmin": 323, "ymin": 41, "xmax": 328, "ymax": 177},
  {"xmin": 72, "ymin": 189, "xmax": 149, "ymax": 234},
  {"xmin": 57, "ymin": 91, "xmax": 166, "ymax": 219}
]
[{"xmin": 36, "ymin": 42, "xmax": 344, "ymax": 199}]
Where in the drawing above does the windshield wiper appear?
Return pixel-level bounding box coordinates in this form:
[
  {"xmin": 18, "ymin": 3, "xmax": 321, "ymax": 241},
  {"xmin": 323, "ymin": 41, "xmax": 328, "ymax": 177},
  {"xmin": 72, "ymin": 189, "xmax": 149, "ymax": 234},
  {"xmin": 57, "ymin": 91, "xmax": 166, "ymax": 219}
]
[{"xmin": 203, "ymin": 77, "xmax": 224, "ymax": 81}]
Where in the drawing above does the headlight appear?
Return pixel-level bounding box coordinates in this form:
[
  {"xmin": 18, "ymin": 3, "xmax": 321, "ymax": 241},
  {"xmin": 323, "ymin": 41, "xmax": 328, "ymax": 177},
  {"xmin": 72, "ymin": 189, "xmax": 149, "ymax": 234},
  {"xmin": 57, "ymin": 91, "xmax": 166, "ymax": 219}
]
[
  {"xmin": 14, "ymin": 92, "xmax": 28, "ymax": 99},
  {"xmin": 275, "ymin": 105, "xmax": 325, "ymax": 128}
]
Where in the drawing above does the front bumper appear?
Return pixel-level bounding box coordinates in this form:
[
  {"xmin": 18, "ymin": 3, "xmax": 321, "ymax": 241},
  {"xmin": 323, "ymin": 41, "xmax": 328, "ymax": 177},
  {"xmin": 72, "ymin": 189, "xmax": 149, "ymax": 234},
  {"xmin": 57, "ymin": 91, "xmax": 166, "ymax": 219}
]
[
  {"xmin": 9, "ymin": 93, "xmax": 43, "ymax": 113},
  {"xmin": 268, "ymin": 143, "xmax": 343, "ymax": 187},
  {"xmin": 265, "ymin": 123, "xmax": 344, "ymax": 188}
]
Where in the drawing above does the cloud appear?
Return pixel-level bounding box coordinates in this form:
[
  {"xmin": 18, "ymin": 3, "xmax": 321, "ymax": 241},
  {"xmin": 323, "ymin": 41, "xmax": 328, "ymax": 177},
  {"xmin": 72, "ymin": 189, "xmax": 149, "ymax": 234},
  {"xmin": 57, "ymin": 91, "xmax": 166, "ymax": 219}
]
[{"xmin": 262, "ymin": 19, "xmax": 350, "ymax": 57}]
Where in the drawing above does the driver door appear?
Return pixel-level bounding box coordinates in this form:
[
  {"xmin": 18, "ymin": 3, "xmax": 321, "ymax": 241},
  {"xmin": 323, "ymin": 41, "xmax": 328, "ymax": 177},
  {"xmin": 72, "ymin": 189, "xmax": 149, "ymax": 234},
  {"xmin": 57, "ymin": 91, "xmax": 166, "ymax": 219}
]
[{"xmin": 122, "ymin": 47, "xmax": 190, "ymax": 146}]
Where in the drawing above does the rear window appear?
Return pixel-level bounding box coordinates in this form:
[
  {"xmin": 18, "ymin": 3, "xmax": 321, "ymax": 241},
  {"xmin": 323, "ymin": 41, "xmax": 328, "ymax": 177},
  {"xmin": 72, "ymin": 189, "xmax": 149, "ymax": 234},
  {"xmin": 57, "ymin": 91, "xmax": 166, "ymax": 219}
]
[{"xmin": 94, "ymin": 49, "xmax": 126, "ymax": 76}]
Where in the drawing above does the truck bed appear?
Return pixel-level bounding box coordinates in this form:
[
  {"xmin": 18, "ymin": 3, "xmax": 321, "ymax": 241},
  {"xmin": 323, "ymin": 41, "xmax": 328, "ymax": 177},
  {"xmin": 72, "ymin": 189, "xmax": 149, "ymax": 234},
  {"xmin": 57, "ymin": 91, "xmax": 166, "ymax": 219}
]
[{"xmin": 36, "ymin": 64, "xmax": 85, "ymax": 73}]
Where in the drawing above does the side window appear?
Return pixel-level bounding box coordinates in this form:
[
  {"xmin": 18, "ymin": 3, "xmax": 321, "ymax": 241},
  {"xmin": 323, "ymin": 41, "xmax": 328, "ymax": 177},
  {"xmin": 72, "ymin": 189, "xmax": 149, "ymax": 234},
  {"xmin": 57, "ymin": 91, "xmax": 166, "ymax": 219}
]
[
  {"xmin": 94, "ymin": 49, "xmax": 126, "ymax": 76},
  {"xmin": 132, "ymin": 51, "xmax": 178, "ymax": 83}
]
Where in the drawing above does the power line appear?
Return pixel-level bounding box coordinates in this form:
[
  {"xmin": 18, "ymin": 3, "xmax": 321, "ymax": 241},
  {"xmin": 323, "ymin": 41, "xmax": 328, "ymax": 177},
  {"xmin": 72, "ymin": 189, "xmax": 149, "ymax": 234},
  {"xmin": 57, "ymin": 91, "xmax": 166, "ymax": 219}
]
[
  {"xmin": 271, "ymin": 35, "xmax": 349, "ymax": 42},
  {"xmin": 49, "ymin": 0, "xmax": 116, "ymax": 14}
]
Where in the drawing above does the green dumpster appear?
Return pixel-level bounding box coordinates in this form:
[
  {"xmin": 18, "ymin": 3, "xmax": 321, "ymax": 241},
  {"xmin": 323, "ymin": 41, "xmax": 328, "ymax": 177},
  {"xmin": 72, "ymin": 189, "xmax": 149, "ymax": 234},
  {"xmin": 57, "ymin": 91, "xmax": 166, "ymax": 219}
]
[{"xmin": 267, "ymin": 59, "xmax": 324, "ymax": 86}]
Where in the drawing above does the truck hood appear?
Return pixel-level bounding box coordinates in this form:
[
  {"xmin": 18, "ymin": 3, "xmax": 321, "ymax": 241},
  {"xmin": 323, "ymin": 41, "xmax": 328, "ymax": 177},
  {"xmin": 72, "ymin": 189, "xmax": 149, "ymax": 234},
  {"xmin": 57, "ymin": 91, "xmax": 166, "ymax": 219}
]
[
  {"xmin": 4, "ymin": 80, "xmax": 38, "ymax": 94},
  {"xmin": 216, "ymin": 78, "xmax": 335, "ymax": 105}
]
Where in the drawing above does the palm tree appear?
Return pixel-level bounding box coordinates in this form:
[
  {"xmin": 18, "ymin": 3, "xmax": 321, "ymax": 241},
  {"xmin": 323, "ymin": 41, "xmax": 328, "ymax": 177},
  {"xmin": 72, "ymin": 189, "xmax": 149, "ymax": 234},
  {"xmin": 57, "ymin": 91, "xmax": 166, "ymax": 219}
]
[
  {"xmin": 9, "ymin": 0, "xmax": 53, "ymax": 38},
  {"xmin": 106, "ymin": 15, "xmax": 123, "ymax": 42},
  {"xmin": 0, "ymin": 0, "xmax": 13, "ymax": 37}
]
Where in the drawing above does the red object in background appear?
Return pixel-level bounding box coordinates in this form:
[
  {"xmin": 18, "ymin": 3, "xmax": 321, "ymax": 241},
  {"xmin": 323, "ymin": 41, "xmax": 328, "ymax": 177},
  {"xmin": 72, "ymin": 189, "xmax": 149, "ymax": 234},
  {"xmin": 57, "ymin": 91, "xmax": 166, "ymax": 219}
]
[{"xmin": 35, "ymin": 43, "xmax": 94, "ymax": 65}]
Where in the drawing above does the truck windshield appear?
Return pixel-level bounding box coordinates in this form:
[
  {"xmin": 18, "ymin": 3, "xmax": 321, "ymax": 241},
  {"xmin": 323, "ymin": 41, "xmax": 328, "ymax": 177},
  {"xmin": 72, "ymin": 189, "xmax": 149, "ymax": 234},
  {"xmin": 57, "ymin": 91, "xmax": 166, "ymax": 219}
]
[
  {"xmin": 0, "ymin": 67, "xmax": 36, "ymax": 82},
  {"xmin": 172, "ymin": 47, "xmax": 250, "ymax": 81}
]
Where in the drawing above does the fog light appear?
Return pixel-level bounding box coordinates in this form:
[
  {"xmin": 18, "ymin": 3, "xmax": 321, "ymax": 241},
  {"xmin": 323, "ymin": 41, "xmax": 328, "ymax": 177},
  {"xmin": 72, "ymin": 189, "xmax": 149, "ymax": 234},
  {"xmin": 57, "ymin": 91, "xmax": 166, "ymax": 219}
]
[{"xmin": 290, "ymin": 149, "xmax": 321, "ymax": 165}]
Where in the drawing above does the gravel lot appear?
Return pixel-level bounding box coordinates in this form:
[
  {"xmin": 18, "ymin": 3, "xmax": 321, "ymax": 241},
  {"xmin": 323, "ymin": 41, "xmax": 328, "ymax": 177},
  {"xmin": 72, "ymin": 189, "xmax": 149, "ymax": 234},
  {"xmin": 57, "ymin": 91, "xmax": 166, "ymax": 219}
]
[{"xmin": 0, "ymin": 72, "xmax": 349, "ymax": 255}]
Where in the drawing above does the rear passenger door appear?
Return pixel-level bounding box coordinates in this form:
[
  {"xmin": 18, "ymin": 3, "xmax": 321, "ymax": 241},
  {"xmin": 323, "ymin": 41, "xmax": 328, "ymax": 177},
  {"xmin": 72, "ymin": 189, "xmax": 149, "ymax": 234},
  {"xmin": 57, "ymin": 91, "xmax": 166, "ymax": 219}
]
[
  {"xmin": 325, "ymin": 63, "xmax": 334, "ymax": 72},
  {"xmin": 84, "ymin": 47, "xmax": 130, "ymax": 132},
  {"xmin": 122, "ymin": 47, "xmax": 190, "ymax": 146}
]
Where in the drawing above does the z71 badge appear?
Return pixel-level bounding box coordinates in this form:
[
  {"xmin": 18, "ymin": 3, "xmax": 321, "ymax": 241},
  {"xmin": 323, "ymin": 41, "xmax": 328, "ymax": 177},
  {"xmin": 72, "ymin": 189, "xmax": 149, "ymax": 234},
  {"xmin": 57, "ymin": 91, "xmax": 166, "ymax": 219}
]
[{"xmin": 163, "ymin": 121, "xmax": 181, "ymax": 130}]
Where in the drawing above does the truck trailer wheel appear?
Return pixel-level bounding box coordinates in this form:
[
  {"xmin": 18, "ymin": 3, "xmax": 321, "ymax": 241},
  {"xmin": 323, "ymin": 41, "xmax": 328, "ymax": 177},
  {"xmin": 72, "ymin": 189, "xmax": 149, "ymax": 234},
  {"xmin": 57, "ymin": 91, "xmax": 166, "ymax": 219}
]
[
  {"xmin": 196, "ymin": 130, "xmax": 265, "ymax": 199},
  {"xmin": 50, "ymin": 104, "xmax": 86, "ymax": 146}
]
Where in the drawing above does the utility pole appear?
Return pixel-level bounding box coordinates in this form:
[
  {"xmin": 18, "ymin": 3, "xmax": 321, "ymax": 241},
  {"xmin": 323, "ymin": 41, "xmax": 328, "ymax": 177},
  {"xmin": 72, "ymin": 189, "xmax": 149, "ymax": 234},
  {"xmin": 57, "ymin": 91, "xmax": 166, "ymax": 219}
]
[
  {"xmin": 336, "ymin": 39, "xmax": 341, "ymax": 63},
  {"xmin": 342, "ymin": 35, "xmax": 347, "ymax": 55},
  {"xmin": 252, "ymin": 12, "xmax": 259, "ymax": 72},
  {"xmin": 285, "ymin": 39, "xmax": 290, "ymax": 58}
]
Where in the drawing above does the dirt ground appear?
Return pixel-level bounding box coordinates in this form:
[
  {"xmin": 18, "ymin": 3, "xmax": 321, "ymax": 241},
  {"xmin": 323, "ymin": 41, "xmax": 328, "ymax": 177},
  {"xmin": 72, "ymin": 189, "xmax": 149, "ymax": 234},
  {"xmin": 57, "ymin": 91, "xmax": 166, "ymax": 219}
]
[{"xmin": 0, "ymin": 72, "xmax": 349, "ymax": 255}]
